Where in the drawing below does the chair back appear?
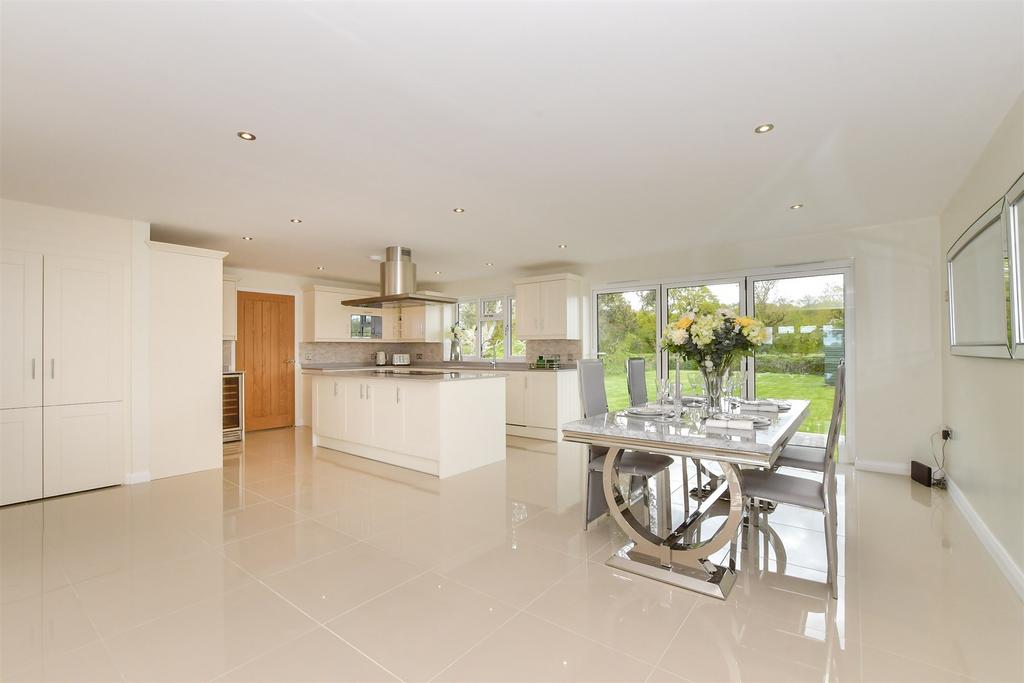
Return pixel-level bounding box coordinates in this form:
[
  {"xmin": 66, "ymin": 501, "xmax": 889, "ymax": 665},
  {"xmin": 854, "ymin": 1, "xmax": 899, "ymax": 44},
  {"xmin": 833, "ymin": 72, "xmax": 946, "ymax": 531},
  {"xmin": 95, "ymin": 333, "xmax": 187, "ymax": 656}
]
[
  {"xmin": 823, "ymin": 360, "xmax": 846, "ymax": 495},
  {"xmin": 626, "ymin": 357, "xmax": 648, "ymax": 407},
  {"xmin": 578, "ymin": 359, "xmax": 609, "ymax": 418}
]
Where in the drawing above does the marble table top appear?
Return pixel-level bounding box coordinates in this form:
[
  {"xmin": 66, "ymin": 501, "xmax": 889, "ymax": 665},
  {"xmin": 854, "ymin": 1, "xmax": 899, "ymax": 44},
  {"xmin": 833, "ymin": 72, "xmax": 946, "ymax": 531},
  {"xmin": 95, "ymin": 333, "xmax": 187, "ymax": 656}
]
[{"xmin": 560, "ymin": 400, "xmax": 811, "ymax": 468}]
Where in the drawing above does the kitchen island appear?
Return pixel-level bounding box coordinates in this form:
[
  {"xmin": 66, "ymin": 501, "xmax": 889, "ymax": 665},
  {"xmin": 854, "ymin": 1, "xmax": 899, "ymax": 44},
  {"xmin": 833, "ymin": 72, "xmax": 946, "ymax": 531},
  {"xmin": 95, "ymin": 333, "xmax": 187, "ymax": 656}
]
[{"xmin": 308, "ymin": 368, "xmax": 506, "ymax": 478}]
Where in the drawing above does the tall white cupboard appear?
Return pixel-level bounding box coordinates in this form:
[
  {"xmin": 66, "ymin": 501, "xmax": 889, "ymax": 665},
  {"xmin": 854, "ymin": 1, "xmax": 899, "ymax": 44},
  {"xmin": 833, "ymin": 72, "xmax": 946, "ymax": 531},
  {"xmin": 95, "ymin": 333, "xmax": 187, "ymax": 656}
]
[{"xmin": 1, "ymin": 248, "xmax": 127, "ymax": 504}]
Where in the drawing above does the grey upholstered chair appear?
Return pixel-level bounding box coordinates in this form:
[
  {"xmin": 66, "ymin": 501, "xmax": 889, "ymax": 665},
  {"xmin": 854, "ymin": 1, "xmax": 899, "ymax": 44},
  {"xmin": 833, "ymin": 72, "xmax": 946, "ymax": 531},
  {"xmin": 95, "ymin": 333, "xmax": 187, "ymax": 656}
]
[
  {"xmin": 578, "ymin": 360, "xmax": 674, "ymax": 531},
  {"xmin": 740, "ymin": 359, "xmax": 846, "ymax": 598},
  {"xmin": 626, "ymin": 357, "xmax": 648, "ymax": 408},
  {"xmin": 774, "ymin": 360, "xmax": 846, "ymax": 473}
]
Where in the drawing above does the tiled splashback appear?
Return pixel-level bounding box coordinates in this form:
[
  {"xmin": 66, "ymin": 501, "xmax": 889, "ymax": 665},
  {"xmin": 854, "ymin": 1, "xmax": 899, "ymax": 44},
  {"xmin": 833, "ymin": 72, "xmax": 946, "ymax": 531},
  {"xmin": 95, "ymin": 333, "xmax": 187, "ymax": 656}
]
[
  {"xmin": 300, "ymin": 342, "xmax": 444, "ymax": 365},
  {"xmin": 525, "ymin": 339, "xmax": 581, "ymax": 361}
]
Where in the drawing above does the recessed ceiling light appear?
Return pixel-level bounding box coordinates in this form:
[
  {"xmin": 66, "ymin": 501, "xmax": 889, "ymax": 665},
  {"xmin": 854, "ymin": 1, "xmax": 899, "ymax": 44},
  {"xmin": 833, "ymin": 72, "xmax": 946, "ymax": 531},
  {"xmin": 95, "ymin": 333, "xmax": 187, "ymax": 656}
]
[
  {"xmin": 241, "ymin": 236, "xmax": 254, "ymax": 241},
  {"xmin": 434, "ymin": 271, "xmax": 442, "ymax": 275},
  {"xmin": 754, "ymin": 123, "xmax": 774, "ymax": 134},
  {"xmin": 236, "ymin": 131, "xmax": 256, "ymax": 141},
  {"xmin": 290, "ymin": 218, "xmax": 303, "ymax": 223},
  {"xmin": 790, "ymin": 203, "xmax": 804, "ymax": 210},
  {"xmin": 558, "ymin": 243, "xmax": 567, "ymax": 249},
  {"xmin": 453, "ymin": 207, "xmax": 465, "ymax": 213},
  {"xmin": 486, "ymin": 262, "xmax": 494, "ymax": 267},
  {"xmin": 316, "ymin": 265, "xmax": 326, "ymax": 271}
]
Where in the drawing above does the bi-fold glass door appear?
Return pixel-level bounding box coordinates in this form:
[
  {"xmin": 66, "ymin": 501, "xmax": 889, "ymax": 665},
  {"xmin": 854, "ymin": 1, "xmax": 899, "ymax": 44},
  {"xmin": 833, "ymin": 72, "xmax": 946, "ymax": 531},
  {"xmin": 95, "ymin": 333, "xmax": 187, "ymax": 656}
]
[{"xmin": 593, "ymin": 268, "xmax": 849, "ymax": 450}]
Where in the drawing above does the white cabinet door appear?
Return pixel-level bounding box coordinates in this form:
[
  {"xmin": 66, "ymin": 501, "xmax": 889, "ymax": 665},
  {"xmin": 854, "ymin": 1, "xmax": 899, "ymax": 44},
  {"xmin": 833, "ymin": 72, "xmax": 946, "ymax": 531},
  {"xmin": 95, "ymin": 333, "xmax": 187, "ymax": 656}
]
[
  {"xmin": 514, "ymin": 282, "xmax": 541, "ymax": 338},
  {"xmin": 402, "ymin": 382, "xmax": 440, "ymax": 461},
  {"xmin": 1, "ymin": 250, "xmax": 43, "ymax": 409},
  {"xmin": 372, "ymin": 382, "xmax": 405, "ymax": 452},
  {"xmin": 524, "ymin": 372, "xmax": 558, "ymax": 429},
  {"xmin": 223, "ymin": 280, "xmax": 237, "ymax": 340},
  {"xmin": 1, "ymin": 407, "xmax": 43, "ymax": 505},
  {"xmin": 43, "ymin": 402, "xmax": 123, "ymax": 497},
  {"xmin": 540, "ymin": 280, "xmax": 567, "ymax": 337},
  {"xmin": 400, "ymin": 307, "xmax": 424, "ymax": 341},
  {"xmin": 342, "ymin": 380, "xmax": 374, "ymax": 445},
  {"xmin": 313, "ymin": 378, "xmax": 344, "ymax": 440},
  {"xmin": 505, "ymin": 372, "xmax": 526, "ymax": 425},
  {"xmin": 43, "ymin": 256, "xmax": 125, "ymax": 406},
  {"xmin": 315, "ymin": 291, "xmax": 350, "ymax": 341}
]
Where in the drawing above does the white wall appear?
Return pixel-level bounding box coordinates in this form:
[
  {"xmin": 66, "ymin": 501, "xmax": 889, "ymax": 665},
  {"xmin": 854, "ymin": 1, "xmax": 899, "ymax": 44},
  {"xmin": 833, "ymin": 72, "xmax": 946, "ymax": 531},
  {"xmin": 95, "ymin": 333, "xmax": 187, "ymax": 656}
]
[
  {"xmin": 149, "ymin": 243, "xmax": 225, "ymax": 479},
  {"xmin": 224, "ymin": 267, "xmax": 374, "ymax": 426},
  {"xmin": 438, "ymin": 216, "xmax": 945, "ymax": 470},
  {"xmin": 939, "ymin": 92, "xmax": 1024, "ymax": 576}
]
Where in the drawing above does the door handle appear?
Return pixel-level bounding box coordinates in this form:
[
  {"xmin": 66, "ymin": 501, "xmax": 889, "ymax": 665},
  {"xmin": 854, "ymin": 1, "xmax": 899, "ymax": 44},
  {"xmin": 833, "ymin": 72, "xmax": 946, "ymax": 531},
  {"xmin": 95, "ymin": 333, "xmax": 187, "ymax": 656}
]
[
  {"xmin": 31, "ymin": 358, "xmax": 36, "ymax": 379},
  {"xmin": 360, "ymin": 384, "xmax": 364, "ymax": 400},
  {"xmin": 50, "ymin": 359, "xmax": 55, "ymax": 379},
  {"xmin": 524, "ymin": 375, "xmax": 528, "ymax": 389},
  {"xmin": 284, "ymin": 359, "xmax": 295, "ymax": 365},
  {"xmin": 366, "ymin": 384, "xmax": 371, "ymax": 399},
  {"xmin": 333, "ymin": 381, "xmax": 338, "ymax": 397},
  {"xmin": 396, "ymin": 387, "xmax": 401, "ymax": 403}
]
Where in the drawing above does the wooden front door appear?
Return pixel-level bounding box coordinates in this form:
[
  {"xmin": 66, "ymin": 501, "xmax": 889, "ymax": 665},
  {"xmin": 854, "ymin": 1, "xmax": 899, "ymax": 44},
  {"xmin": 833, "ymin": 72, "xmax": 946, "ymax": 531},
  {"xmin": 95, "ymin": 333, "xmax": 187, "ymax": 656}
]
[{"xmin": 237, "ymin": 292, "xmax": 295, "ymax": 431}]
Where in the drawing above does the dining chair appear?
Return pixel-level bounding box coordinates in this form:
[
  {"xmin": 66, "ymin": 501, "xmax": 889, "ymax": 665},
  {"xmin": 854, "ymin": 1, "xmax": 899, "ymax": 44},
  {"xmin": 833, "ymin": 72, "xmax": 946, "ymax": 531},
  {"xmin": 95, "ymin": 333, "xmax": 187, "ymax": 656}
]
[
  {"xmin": 626, "ymin": 357, "xmax": 648, "ymax": 407},
  {"xmin": 578, "ymin": 359, "xmax": 674, "ymax": 531},
  {"xmin": 773, "ymin": 360, "xmax": 846, "ymax": 473},
  {"xmin": 739, "ymin": 359, "xmax": 846, "ymax": 598}
]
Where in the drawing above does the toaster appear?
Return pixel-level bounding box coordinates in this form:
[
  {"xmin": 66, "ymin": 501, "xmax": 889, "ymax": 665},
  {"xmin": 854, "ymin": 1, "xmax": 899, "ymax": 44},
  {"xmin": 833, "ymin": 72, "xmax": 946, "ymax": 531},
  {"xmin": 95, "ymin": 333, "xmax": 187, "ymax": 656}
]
[{"xmin": 392, "ymin": 353, "xmax": 411, "ymax": 366}]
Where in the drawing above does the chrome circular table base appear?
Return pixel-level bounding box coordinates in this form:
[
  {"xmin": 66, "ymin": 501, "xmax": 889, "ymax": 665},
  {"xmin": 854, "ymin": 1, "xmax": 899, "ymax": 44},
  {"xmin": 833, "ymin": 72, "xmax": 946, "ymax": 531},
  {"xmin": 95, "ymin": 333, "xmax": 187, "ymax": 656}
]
[{"xmin": 601, "ymin": 447, "xmax": 743, "ymax": 600}]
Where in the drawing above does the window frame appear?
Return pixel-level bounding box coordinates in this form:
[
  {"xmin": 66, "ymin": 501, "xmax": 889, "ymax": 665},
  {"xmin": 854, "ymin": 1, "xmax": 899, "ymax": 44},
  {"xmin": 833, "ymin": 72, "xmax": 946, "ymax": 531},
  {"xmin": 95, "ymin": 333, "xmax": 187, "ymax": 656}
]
[{"xmin": 453, "ymin": 294, "xmax": 526, "ymax": 362}]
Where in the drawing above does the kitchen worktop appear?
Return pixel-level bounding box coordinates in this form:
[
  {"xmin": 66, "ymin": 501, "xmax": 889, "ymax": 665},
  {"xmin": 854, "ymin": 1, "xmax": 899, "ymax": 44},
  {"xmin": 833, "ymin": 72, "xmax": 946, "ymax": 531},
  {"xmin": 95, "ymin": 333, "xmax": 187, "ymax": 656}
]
[
  {"xmin": 301, "ymin": 361, "xmax": 576, "ymax": 373},
  {"xmin": 312, "ymin": 367, "xmax": 503, "ymax": 382}
]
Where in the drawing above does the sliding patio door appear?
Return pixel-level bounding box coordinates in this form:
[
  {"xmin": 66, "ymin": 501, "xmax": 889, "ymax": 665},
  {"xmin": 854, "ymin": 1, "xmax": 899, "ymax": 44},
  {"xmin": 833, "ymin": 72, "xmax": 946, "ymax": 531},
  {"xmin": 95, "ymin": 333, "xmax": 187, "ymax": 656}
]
[
  {"xmin": 594, "ymin": 287, "xmax": 659, "ymax": 411},
  {"xmin": 747, "ymin": 272, "xmax": 846, "ymax": 447}
]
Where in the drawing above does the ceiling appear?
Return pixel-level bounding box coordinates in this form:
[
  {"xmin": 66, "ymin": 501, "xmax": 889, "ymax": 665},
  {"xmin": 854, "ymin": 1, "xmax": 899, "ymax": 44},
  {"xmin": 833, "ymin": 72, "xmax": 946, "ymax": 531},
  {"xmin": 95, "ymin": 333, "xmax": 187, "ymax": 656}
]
[{"xmin": 2, "ymin": 1, "xmax": 1022, "ymax": 286}]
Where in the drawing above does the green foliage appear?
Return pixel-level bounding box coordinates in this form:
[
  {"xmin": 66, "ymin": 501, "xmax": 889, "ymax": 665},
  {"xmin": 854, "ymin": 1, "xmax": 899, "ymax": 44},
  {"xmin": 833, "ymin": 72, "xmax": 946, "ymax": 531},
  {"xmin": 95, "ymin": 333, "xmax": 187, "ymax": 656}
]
[{"xmin": 755, "ymin": 353, "xmax": 825, "ymax": 374}]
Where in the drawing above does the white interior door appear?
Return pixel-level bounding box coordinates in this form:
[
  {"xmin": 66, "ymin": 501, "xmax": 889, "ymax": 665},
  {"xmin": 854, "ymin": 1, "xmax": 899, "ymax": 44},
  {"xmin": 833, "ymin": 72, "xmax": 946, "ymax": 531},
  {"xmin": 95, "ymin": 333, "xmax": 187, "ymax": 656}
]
[
  {"xmin": 1, "ymin": 406, "xmax": 43, "ymax": 505},
  {"xmin": 43, "ymin": 402, "xmax": 123, "ymax": 497},
  {"xmin": 1, "ymin": 250, "xmax": 43, "ymax": 409},
  {"xmin": 43, "ymin": 256, "xmax": 125, "ymax": 406}
]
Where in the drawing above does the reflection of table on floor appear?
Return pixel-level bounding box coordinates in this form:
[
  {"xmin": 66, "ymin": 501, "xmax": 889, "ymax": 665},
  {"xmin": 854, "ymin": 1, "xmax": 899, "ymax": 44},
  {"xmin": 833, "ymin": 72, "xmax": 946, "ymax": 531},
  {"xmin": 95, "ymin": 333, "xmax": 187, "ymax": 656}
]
[{"xmin": 561, "ymin": 401, "xmax": 809, "ymax": 600}]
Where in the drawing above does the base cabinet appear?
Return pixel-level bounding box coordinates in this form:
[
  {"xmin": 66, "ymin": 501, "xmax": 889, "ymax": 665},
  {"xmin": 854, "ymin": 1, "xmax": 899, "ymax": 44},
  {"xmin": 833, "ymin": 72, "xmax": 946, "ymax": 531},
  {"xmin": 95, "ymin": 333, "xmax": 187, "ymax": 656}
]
[
  {"xmin": 42, "ymin": 402, "xmax": 123, "ymax": 498},
  {"xmin": 1, "ymin": 407, "xmax": 43, "ymax": 505},
  {"xmin": 312, "ymin": 375, "xmax": 501, "ymax": 477},
  {"xmin": 504, "ymin": 370, "xmax": 580, "ymax": 441}
]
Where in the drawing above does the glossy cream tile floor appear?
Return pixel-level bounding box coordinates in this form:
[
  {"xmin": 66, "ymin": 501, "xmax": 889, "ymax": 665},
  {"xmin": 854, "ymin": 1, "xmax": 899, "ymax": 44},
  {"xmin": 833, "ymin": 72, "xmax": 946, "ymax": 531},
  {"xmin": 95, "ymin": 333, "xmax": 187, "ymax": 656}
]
[{"xmin": 2, "ymin": 428, "xmax": 1021, "ymax": 682}]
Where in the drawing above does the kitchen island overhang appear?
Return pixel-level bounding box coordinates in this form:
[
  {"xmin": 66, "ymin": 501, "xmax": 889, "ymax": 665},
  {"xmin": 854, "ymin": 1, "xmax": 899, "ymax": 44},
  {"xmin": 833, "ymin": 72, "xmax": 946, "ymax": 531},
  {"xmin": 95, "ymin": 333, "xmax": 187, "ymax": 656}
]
[{"xmin": 309, "ymin": 369, "xmax": 506, "ymax": 478}]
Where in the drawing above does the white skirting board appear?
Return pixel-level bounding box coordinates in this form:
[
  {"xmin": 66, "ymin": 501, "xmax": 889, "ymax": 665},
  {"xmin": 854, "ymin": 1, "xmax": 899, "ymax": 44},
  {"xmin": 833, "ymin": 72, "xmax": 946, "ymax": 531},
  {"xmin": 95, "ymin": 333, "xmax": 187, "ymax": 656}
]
[
  {"xmin": 854, "ymin": 459, "xmax": 1024, "ymax": 600},
  {"xmin": 124, "ymin": 470, "xmax": 152, "ymax": 484},
  {"xmin": 853, "ymin": 459, "xmax": 910, "ymax": 475},
  {"xmin": 947, "ymin": 477, "xmax": 1024, "ymax": 601}
]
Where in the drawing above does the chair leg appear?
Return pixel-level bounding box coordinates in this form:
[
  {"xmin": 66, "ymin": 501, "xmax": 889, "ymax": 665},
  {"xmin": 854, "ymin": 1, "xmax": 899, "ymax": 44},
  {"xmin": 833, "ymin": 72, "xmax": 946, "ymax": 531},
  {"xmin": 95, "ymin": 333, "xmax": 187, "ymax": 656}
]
[{"xmin": 824, "ymin": 507, "xmax": 838, "ymax": 599}]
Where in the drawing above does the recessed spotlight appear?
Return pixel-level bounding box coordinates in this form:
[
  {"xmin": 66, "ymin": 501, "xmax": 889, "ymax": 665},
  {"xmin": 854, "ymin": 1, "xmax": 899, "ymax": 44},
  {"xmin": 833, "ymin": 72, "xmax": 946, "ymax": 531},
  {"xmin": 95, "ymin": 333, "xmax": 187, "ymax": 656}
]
[
  {"xmin": 453, "ymin": 207, "xmax": 465, "ymax": 213},
  {"xmin": 316, "ymin": 265, "xmax": 326, "ymax": 271},
  {"xmin": 290, "ymin": 218, "xmax": 303, "ymax": 224},
  {"xmin": 754, "ymin": 123, "xmax": 774, "ymax": 134},
  {"xmin": 486, "ymin": 262, "xmax": 494, "ymax": 267},
  {"xmin": 236, "ymin": 131, "xmax": 256, "ymax": 141},
  {"xmin": 434, "ymin": 271, "xmax": 442, "ymax": 275},
  {"xmin": 557, "ymin": 243, "xmax": 567, "ymax": 249},
  {"xmin": 790, "ymin": 203, "xmax": 804, "ymax": 210},
  {"xmin": 241, "ymin": 236, "xmax": 254, "ymax": 241}
]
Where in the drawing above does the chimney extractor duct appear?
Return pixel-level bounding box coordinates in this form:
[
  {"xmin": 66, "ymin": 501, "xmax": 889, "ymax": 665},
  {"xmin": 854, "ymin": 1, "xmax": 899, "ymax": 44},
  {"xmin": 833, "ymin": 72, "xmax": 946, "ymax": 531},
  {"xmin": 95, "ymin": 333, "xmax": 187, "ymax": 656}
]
[{"xmin": 341, "ymin": 246, "xmax": 457, "ymax": 308}]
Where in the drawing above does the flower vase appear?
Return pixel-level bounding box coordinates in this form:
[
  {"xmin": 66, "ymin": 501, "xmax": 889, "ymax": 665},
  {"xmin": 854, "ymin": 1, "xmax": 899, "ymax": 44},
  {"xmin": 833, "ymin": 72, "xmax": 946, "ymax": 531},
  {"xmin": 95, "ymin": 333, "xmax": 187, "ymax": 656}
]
[
  {"xmin": 450, "ymin": 342, "xmax": 461, "ymax": 362},
  {"xmin": 700, "ymin": 365, "xmax": 727, "ymax": 418},
  {"xmin": 673, "ymin": 355, "xmax": 683, "ymax": 411}
]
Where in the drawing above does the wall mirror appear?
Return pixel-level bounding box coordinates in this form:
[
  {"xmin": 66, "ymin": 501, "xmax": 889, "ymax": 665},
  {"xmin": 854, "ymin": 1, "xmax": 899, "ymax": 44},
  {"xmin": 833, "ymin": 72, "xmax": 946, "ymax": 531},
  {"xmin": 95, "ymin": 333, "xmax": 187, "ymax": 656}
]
[{"xmin": 947, "ymin": 197, "xmax": 1012, "ymax": 358}]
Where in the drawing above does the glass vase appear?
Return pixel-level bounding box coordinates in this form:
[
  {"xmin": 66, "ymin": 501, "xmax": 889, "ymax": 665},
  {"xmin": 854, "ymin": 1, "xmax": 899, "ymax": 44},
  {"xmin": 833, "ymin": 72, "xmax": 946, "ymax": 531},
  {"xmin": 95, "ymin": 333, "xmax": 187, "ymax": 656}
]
[
  {"xmin": 450, "ymin": 342, "xmax": 461, "ymax": 362},
  {"xmin": 700, "ymin": 365, "xmax": 728, "ymax": 417}
]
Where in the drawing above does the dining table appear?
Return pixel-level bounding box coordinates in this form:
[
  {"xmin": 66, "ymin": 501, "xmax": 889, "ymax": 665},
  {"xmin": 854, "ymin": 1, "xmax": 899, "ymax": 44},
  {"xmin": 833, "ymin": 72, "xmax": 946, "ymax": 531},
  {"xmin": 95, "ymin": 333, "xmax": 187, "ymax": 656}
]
[{"xmin": 560, "ymin": 399, "xmax": 811, "ymax": 600}]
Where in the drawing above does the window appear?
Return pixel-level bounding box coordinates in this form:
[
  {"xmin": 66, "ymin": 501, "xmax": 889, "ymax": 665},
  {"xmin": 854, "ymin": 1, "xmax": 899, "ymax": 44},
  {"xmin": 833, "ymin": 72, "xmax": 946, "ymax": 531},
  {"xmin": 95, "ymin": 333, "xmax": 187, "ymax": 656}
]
[{"xmin": 455, "ymin": 295, "xmax": 525, "ymax": 360}]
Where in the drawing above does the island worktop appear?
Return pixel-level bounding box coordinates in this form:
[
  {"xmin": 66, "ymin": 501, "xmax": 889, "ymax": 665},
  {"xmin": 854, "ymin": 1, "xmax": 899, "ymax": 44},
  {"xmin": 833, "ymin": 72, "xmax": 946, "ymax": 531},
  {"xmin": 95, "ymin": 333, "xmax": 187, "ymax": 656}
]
[{"xmin": 305, "ymin": 367, "xmax": 504, "ymax": 382}]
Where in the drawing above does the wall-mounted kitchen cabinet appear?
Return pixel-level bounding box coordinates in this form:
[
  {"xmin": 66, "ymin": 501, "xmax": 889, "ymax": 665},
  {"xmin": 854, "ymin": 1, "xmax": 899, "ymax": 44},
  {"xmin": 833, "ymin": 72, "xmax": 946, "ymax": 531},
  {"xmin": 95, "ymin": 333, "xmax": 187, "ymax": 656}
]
[
  {"xmin": 223, "ymin": 277, "xmax": 237, "ymax": 340},
  {"xmin": 0, "ymin": 248, "xmax": 127, "ymax": 505},
  {"xmin": 303, "ymin": 286, "xmax": 385, "ymax": 342},
  {"xmin": 504, "ymin": 369, "xmax": 580, "ymax": 441},
  {"xmin": 513, "ymin": 274, "xmax": 582, "ymax": 340},
  {"xmin": 399, "ymin": 304, "xmax": 443, "ymax": 342}
]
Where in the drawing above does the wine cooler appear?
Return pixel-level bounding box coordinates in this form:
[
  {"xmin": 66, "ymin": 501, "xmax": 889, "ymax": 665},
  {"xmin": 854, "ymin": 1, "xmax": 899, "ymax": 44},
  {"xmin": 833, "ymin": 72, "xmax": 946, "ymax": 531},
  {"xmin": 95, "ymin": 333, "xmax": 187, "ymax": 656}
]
[{"xmin": 223, "ymin": 372, "xmax": 244, "ymax": 442}]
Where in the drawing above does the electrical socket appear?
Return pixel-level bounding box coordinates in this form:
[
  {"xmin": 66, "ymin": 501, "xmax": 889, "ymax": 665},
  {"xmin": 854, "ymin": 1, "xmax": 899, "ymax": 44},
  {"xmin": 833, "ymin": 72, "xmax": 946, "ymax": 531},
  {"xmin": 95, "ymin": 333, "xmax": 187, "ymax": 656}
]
[
  {"xmin": 941, "ymin": 427, "xmax": 952, "ymax": 440},
  {"xmin": 304, "ymin": 352, "xmax": 313, "ymax": 361}
]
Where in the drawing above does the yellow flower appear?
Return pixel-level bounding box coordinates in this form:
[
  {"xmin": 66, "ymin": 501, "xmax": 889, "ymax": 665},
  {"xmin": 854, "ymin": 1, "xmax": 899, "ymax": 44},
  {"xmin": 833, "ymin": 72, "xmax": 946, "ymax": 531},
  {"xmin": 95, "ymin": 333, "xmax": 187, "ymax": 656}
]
[
  {"xmin": 674, "ymin": 315, "xmax": 695, "ymax": 330},
  {"xmin": 734, "ymin": 316, "xmax": 755, "ymax": 328}
]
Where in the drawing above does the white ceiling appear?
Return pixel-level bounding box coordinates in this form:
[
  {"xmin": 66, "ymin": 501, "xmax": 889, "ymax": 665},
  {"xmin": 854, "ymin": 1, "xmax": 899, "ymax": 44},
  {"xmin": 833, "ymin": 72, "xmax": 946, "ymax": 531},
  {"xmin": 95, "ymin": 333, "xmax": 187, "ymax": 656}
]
[{"xmin": 2, "ymin": 1, "xmax": 1022, "ymax": 286}]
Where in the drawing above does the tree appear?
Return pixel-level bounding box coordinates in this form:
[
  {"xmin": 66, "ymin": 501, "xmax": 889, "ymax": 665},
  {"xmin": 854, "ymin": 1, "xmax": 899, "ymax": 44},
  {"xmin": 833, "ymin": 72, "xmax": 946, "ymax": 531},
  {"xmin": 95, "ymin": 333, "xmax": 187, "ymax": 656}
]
[{"xmin": 753, "ymin": 281, "xmax": 786, "ymax": 327}]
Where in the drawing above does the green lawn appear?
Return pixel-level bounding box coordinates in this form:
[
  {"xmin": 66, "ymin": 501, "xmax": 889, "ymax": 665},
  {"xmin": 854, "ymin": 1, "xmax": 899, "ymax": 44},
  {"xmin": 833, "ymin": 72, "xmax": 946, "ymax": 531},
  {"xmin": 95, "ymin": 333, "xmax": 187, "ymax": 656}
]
[{"xmin": 604, "ymin": 368, "xmax": 835, "ymax": 434}]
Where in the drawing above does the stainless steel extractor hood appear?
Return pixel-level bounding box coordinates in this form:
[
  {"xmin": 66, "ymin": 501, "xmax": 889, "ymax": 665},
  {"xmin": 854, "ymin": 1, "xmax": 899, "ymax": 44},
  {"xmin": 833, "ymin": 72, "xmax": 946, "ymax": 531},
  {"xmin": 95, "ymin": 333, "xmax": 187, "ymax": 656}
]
[{"xmin": 342, "ymin": 246, "xmax": 457, "ymax": 308}]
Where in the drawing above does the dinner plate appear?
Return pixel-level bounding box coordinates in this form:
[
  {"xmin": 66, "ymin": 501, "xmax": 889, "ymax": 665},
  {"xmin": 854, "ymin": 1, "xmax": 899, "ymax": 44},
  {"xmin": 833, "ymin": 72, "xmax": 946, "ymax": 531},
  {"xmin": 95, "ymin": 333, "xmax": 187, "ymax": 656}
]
[
  {"xmin": 625, "ymin": 405, "xmax": 673, "ymax": 417},
  {"xmin": 710, "ymin": 412, "xmax": 773, "ymax": 428}
]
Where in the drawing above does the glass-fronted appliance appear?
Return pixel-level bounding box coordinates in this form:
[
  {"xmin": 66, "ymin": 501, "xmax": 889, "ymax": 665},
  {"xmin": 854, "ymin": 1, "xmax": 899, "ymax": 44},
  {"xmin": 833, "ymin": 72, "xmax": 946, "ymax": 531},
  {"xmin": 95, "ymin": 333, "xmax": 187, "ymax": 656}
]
[
  {"xmin": 223, "ymin": 372, "xmax": 244, "ymax": 442},
  {"xmin": 351, "ymin": 314, "xmax": 383, "ymax": 339}
]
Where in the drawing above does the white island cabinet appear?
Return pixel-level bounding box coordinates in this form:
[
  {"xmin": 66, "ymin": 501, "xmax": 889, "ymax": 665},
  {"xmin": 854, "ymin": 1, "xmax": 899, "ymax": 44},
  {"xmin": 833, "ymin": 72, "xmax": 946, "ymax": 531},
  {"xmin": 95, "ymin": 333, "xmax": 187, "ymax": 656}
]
[{"xmin": 311, "ymin": 372, "xmax": 505, "ymax": 478}]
